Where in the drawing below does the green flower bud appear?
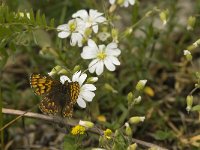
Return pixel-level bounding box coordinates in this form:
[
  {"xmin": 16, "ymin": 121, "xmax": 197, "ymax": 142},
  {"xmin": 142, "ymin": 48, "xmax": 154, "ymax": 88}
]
[
  {"xmin": 104, "ymin": 83, "xmax": 118, "ymax": 93},
  {"xmin": 159, "ymin": 9, "xmax": 169, "ymax": 25},
  {"xmin": 186, "ymin": 95, "xmax": 193, "ymax": 112},
  {"xmin": 183, "ymin": 50, "xmax": 192, "ymax": 61},
  {"xmin": 127, "ymin": 92, "xmax": 133, "ymax": 103},
  {"xmin": 79, "ymin": 120, "xmax": 94, "ymax": 128},
  {"xmin": 111, "ymin": 28, "xmax": 119, "ymax": 43},
  {"xmin": 136, "ymin": 80, "xmax": 147, "ymax": 91},
  {"xmin": 129, "ymin": 116, "xmax": 145, "ymax": 124},
  {"xmin": 87, "ymin": 77, "xmax": 98, "ymax": 83},
  {"xmin": 73, "ymin": 65, "xmax": 81, "ymax": 73},
  {"xmin": 187, "ymin": 16, "xmax": 196, "ymax": 31},
  {"xmin": 58, "ymin": 69, "xmax": 68, "ymax": 75},
  {"xmin": 125, "ymin": 123, "xmax": 132, "ymax": 136},
  {"xmin": 127, "ymin": 143, "xmax": 137, "ymax": 150},
  {"xmin": 124, "ymin": 27, "xmax": 133, "ymax": 36},
  {"xmin": 48, "ymin": 65, "xmax": 62, "ymax": 76},
  {"xmin": 193, "ymin": 39, "xmax": 200, "ymax": 48}
]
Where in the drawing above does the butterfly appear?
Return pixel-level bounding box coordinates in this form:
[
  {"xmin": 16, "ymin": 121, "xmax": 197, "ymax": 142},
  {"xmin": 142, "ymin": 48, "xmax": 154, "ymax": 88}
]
[{"xmin": 30, "ymin": 74, "xmax": 80, "ymax": 117}]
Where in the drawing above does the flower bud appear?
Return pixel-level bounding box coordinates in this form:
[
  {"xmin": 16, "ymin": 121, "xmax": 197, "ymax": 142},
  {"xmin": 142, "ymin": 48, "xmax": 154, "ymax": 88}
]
[
  {"xmin": 58, "ymin": 69, "xmax": 68, "ymax": 75},
  {"xmin": 127, "ymin": 92, "xmax": 133, "ymax": 103},
  {"xmin": 136, "ymin": 80, "xmax": 147, "ymax": 91},
  {"xmin": 186, "ymin": 95, "xmax": 193, "ymax": 112},
  {"xmin": 87, "ymin": 77, "xmax": 98, "ymax": 83},
  {"xmin": 127, "ymin": 143, "xmax": 137, "ymax": 150},
  {"xmin": 73, "ymin": 65, "xmax": 81, "ymax": 73},
  {"xmin": 48, "ymin": 65, "xmax": 62, "ymax": 76},
  {"xmin": 129, "ymin": 116, "xmax": 145, "ymax": 124},
  {"xmin": 79, "ymin": 120, "xmax": 94, "ymax": 128},
  {"xmin": 134, "ymin": 96, "xmax": 142, "ymax": 104},
  {"xmin": 187, "ymin": 16, "xmax": 196, "ymax": 31},
  {"xmin": 111, "ymin": 28, "xmax": 119, "ymax": 43},
  {"xmin": 159, "ymin": 9, "xmax": 169, "ymax": 25},
  {"xmin": 183, "ymin": 50, "xmax": 192, "ymax": 61},
  {"xmin": 125, "ymin": 122, "xmax": 132, "ymax": 136},
  {"xmin": 193, "ymin": 39, "xmax": 200, "ymax": 48},
  {"xmin": 97, "ymin": 32, "xmax": 110, "ymax": 41},
  {"xmin": 124, "ymin": 27, "xmax": 133, "ymax": 36},
  {"xmin": 104, "ymin": 83, "xmax": 118, "ymax": 93}
]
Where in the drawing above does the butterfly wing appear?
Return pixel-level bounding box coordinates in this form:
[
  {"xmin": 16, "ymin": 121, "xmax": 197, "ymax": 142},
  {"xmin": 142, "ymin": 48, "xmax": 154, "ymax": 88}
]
[
  {"xmin": 30, "ymin": 74, "xmax": 62, "ymax": 115},
  {"xmin": 62, "ymin": 81, "xmax": 80, "ymax": 117}
]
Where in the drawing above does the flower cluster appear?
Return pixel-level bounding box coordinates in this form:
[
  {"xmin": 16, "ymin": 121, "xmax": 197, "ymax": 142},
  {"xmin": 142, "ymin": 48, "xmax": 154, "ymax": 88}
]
[{"xmin": 57, "ymin": 9, "xmax": 106, "ymax": 47}]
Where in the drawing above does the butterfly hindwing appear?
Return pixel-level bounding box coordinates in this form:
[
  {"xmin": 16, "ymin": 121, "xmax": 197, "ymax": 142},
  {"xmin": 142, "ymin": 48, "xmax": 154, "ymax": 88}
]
[
  {"xmin": 62, "ymin": 82, "xmax": 80, "ymax": 117},
  {"xmin": 30, "ymin": 74, "xmax": 55, "ymax": 96},
  {"xmin": 39, "ymin": 97, "xmax": 60, "ymax": 115}
]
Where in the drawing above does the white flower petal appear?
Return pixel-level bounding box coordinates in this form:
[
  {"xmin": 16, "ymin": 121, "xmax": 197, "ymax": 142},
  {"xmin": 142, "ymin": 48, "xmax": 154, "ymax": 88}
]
[
  {"xmin": 79, "ymin": 73, "xmax": 87, "ymax": 86},
  {"xmin": 60, "ymin": 75, "xmax": 70, "ymax": 84},
  {"xmin": 81, "ymin": 91, "xmax": 95, "ymax": 102},
  {"xmin": 88, "ymin": 39, "xmax": 99, "ymax": 50},
  {"xmin": 89, "ymin": 9, "xmax": 103, "ymax": 20},
  {"xmin": 104, "ymin": 58, "xmax": 116, "ymax": 71},
  {"xmin": 72, "ymin": 9, "xmax": 88, "ymax": 21},
  {"xmin": 77, "ymin": 97, "xmax": 86, "ymax": 108},
  {"xmin": 72, "ymin": 71, "xmax": 81, "ymax": 82},
  {"xmin": 70, "ymin": 33, "xmax": 83, "ymax": 47},
  {"xmin": 109, "ymin": 0, "xmax": 116, "ymax": 4},
  {"xmin": 106, "ymin": 48, "xmax": 121, "ymax": 56},
  {"xmin": 129, "ymin": 0, "xmax": 135, "ymax": 5},
  {"xmin": 96, "ymin": 60, "xmax": 104, "ymax": 75},
  {"xmin": 57, "ymin": 24, "xmax": 68, "ymax": 31},
  {"xmin": 94, "ymin": 16, "xmax": 106, "ymax": 23},
  {"xmin": 81, "ymin": 46, "xmax": 98, "ymax": 59},
  {"xmin": 107, "ymin": 42, "xmax": 118, "ymax": 49},
  {"xmin": 92, "ymin": 24, "xmax": 98, "ymax": 33},
  {"xmin": 58, "ymin": 31, "xmax": 70, "ymax": 38},
  {"xmin": 82, "ymin": 84, "xmax": 96, "ymax": 91},
  {"xmin": 108, "ymin": 56, "xmax": 120, "ymax": 65},
  {"xmin": 89, "ymin": 59, "xmax": 99, "ymax": 73}
]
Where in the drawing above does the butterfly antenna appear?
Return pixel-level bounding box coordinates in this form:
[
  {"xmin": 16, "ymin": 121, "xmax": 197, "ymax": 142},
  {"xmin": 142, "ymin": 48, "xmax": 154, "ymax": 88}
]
[{"xmin": 82, "ymin": 60, "xmax": 99, "ymax": 74}]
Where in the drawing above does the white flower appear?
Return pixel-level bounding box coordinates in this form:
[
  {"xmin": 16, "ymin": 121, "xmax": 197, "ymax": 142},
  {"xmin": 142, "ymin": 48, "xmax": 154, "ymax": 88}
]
[
  {"xmin": 60, "ymin": 71, "xmax": 97, "ymax": 108},
  {"xmin": 109, "ymin": 0, "xmax": 135, "ymax": 7},
  {"xmin": 97, "ymin": 32, "xmax": 110, "ymax": 41},
  {"xmin": 57, "ymin": 18, "xmax": 86, "ymax": 47},
  {"xmin": 81, "ymin": 39, "xmax": 121, "ymax": 75},
  {"xmin": 183, "ymin": 50, "xmax": 191, "ymax": 55},
  {"xmin": 72, "ymin": 9, "xmax": 106, "ymax": 33}
]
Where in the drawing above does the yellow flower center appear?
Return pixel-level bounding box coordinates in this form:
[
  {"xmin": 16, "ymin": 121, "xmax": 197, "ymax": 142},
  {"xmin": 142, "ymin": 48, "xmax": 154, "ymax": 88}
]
[
  {"xmin": 97, "ymin": 51, "xmax": 106, "ymax": 60},
  {"xmin": 69, "ymin": 21, "xmax": 76, "ymax": 32},
  {"xmin": 71, "ymin": 125, "xmax": 86, "ymax": 135}
]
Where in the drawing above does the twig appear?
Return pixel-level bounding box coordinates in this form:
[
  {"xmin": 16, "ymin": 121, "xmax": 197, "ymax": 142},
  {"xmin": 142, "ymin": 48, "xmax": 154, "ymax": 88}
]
[{"xmin": 2, "ymin": 108, "xmax": 168, "ymax": 150}]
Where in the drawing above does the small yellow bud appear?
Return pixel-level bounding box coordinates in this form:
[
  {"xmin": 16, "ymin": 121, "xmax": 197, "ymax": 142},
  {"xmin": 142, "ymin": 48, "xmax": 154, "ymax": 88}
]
[
  {"xmin": 144, "ymin": 86, "xmax": 155, "ymax": 97},
  {"xmin": 159, "ymin": 9, "xmax": 169, "ymax": 25},
  {"xmin": 79, "ymin": 120, "xmax": 94, "ymax": 128},
  {"xmin": 183, "ymin": 50, "xmax": 192, "ymax": 61},
  {"xmin": 129, "ymin": 116, "xmax": 145, "ymax": 124},
  {"xmin": 125, "ymin": 122, "xmax": 132, "ymax": 136},
  {"xmin": 186, "ymin": 95, "xmax": 193, "ymax": 112},
  {"xmin": 124, "ymin": 27, "xmax": 133, "ymax": 36},
  {"xmin": 97, "ymin": 115, "xmax": 106, "ymax": 122},
  {"xmin": 136, "ymin": 80, "xmax": 147, "ymax": 91},
  {"xmin": 187, "ymin": 16, "xmax": 196, "ymax": 31},
  {"xmin": 104, "ymin": 129, "xmax": 112, "ymax": 139},
  {"xmin": 127, "ymin": 143, "xmax": 137, "ymax": 150}
]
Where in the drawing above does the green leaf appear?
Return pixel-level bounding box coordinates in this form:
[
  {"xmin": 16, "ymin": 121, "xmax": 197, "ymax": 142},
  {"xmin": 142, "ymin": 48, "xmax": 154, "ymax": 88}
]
[
  {"xmin": 36, "ymin": 10, "xmax": 42, "ymax": 26},
  {"xmin": 191, "ymin": 105, "xmax": 200, "ymax": 112},
  {"xmin": 63, "ymin": 135, "xmax": 78, "ymax": 150},
  {"xmin": 50, "ymin": 18, "xmax": 55, "ymax": 28},
  {"xmin": 153, "ymin": 130, "xmax": 175, "ymax": 141}
]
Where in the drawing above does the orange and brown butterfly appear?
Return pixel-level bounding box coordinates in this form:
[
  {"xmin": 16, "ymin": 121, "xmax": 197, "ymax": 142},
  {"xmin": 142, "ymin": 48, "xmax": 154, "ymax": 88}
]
[{"xmin": 30, "ymin": 74, "xmax": 80, "ymax": 117}]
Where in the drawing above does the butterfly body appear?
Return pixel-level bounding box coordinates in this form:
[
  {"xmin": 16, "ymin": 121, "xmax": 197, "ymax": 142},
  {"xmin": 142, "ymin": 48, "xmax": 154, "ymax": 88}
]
[{"xmin": 30, "ymin": 74, "xmax": 80, "ymax": 117}]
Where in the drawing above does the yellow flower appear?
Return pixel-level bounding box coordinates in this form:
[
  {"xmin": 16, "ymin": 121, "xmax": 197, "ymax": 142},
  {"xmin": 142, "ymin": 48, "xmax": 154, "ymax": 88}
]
[
  {"xmin": 103, "ymin": 129, "xmax": 112, "ymax": 139},
  {"xmin": 71, "ymin": 125, "xmax": 86, "ymax": 135}
]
